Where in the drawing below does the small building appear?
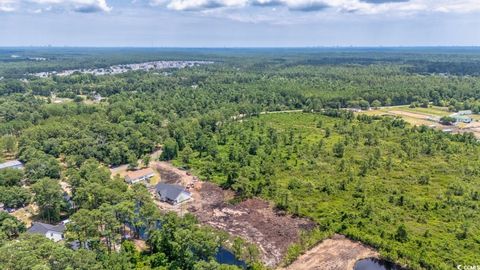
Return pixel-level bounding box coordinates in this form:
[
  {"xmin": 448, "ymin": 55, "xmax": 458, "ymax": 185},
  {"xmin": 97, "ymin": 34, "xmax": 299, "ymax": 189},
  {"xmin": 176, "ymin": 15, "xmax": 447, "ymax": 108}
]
[
  {"xmin": 93, "ymin": 93, "xmax": 103, "ymax": 102},
  {"xmin": 450, "ymin": 114, "xmax": 472, "ymax": 124},
  {"xmin": 0, "ymin": 160, "xmax": 24, "ymax": 170},
  {"xmin": 457, "ymin": 110, "xmax": 472, "ymax": 115},
  {"xmin": 27, "ymin": 220, "xmax": 68, "ymax": 242},
  {"xmin": 156, "ymin": 183, "xmax": 191, "ymax": 205},
  {"xmin": 0, "ymin": 203, "xmax": 4, "ymax": 212},
  {"xmin": 125, "ymin": 168, "xmax": 155, "ymax": 184}
]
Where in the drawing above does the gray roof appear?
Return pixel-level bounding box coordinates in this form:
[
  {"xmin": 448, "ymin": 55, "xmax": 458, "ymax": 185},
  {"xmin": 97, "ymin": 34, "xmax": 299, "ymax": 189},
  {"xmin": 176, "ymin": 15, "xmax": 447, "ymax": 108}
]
[
  {"xmin": 458, "ymin": 110, "xmax": 472, "ymax": 115},
  {"xmin": 156, "ymin": 183, "xmax": 190, "ymax": 201},
  {"xmin": 0, "ymin": 160, "xmax": 23, "ymax": 170},
  {"xmin": 27, "ymin": 222, "xmax": 66, "ymax": 235}
]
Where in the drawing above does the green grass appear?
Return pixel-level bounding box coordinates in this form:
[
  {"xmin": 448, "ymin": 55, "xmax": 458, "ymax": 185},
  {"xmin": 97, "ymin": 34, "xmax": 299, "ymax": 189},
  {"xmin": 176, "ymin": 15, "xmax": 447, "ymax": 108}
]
[
  {"xmin": 178, "ymin": 112, "xmax": 480, "ymax": 270},
  {"xmin": 396, "ymin": 106, "xmax": 451, "ymax": 117}
]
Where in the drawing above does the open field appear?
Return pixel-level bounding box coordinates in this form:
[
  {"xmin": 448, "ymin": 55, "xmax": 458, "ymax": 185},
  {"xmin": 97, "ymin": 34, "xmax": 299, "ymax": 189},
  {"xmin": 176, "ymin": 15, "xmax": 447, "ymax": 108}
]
[
  {"xmin": 395, "ymin": 106, "xmax": 451, "ymax": 117},
  {"xmin": 361, "ymin": 105, "xmax": 480, "ymax": 138}
]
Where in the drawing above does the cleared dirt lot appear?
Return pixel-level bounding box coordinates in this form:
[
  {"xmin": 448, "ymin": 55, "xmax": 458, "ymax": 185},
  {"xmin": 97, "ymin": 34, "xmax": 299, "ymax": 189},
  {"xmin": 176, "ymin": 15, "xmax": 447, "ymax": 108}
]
[
  {"xmin": 189, "ymin": 182, "xmax": 315, "ymax": 267},
  {"xmin": 282, "ymin": 234, "xmax": 378, "ymax": 270}
]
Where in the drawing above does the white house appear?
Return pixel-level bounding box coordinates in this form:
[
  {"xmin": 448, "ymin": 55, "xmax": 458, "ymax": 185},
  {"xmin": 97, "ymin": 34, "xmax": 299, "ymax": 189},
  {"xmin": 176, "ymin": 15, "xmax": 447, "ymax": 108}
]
[
  {"xmin": 26, "ymin": 220, "xmax": 68, "ymax": 242},
  {"xmin": 0, "ymin": 160, "xmax": 24, "ymax": 170},
  {"xmin": 457, "ymin": 110, "xmax": 472, "ymax": 115},
  {"xmin": 125, "ymin": 168, "xmax": 155, "ymax": 184}
]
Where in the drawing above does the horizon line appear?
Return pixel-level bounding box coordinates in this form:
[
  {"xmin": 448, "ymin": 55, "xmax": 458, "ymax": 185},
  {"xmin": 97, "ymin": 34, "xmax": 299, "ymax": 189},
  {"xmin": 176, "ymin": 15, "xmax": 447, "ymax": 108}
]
[{"xmin": 1, "ymin": 45, "xmax": 480, "ymax": 49}]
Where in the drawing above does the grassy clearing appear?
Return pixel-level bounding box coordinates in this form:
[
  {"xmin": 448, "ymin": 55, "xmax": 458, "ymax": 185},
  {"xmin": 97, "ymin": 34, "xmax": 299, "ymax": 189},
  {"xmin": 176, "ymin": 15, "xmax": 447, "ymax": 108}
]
[{"xmin": 398, "ymin": 106, "xmax": 451, "ymax": 117}]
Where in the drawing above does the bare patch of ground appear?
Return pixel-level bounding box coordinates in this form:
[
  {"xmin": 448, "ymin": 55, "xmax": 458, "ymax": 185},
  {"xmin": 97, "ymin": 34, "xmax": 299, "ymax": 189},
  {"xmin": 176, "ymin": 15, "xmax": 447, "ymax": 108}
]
[
  {"xmin": 11, "ymin": 204, "xmax": 38, "ymax": 227},
  {"xmin": 282, "ymin": 234, "xmax": 379, "ymax": 270},
  {"xmin": 134, "ymin": 239, "xmax": 148, "ymax": 252},
  {"xmin": 189, "ymin": 182, "xmax": 315, "ymax": 267}
]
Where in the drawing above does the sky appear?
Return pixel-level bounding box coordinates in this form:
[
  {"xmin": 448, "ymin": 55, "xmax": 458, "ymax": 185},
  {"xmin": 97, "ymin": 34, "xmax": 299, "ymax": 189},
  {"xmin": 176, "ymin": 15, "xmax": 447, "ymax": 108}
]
[{"xmin": 0, "ymin": 0, "xmax": 479, "ymax": 47}]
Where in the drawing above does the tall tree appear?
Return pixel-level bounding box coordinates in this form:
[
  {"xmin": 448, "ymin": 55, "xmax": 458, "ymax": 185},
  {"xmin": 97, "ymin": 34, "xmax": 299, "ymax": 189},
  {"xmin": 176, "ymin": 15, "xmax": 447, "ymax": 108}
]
[{"xmin": 32, "ymin": 178, "xmax": 64, "ymax": 222}]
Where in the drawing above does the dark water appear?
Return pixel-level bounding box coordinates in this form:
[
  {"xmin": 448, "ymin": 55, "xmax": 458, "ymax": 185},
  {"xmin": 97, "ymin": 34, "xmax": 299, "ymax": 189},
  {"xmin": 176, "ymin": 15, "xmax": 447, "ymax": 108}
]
[
  {"xmin": 215, "ymin": 247, "xmax": 247, "ymax": 268},
  {"xmin": 354, "ymin": 258, "xmax": 405, "ymax": 270}
]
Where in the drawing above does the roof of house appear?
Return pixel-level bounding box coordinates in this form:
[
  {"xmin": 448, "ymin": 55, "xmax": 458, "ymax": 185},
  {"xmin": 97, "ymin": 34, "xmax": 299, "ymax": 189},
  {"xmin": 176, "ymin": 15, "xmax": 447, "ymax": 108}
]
[
  {"xmin": 0, "ymin": 160, "xmax": 23, "ymax": 170},
  {"xmin": 125, "ymin": 168, "xmax": 155, "ymax": 180},
  {"xmin": 27, "ymin": 222, "xmax": 66, "ymax": 235},
  {"xmin": 458, "ymin": 110, "xmax": 472, "ymax": 115},
  {"xmin": 156, "ymin": 183, "xmax": 190, "ymax": 201},
  {"xmin": 452, "ymin": 114, "xmax": 472, "ymax": 120}
]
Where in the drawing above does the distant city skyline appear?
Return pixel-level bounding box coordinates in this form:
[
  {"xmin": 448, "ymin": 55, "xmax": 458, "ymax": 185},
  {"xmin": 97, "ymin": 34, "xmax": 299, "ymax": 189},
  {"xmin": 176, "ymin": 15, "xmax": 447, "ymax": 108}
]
[{"xmin": 1, "ymin": 0, "xmax": 479, "ymax": 47}]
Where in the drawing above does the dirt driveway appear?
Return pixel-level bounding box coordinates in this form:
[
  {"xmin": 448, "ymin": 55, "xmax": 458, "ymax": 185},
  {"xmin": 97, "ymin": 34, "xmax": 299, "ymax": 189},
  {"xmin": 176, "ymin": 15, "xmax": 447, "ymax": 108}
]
[{"xmin": 281, "ymin": 234, "xmax": 378, "ymax": 270}]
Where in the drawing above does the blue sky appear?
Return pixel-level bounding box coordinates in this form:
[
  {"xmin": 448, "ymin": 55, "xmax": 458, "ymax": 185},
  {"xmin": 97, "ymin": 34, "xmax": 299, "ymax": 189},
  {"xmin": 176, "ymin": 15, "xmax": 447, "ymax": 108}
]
[{"xmin": 0, "ymin": 0, "xmax": 479, "ymax": 47}]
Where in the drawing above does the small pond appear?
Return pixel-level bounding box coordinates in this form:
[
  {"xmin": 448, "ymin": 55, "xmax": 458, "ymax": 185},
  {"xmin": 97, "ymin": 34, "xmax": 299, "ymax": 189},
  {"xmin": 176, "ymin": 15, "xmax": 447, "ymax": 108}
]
[
  {"xmin": 354, "ymin": 258, "xmax": 405, "ymax": 270},
  {"xmin": 215, "ymin": 247, "xmax": 247, "ymax": 269}
]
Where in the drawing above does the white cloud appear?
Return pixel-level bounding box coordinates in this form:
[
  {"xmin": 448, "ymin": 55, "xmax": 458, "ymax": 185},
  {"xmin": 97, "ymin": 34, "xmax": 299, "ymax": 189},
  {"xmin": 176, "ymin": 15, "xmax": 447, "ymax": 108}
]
[
  {"xmin": 0, "ymin": 0, "xmax": 112, "ymax": 12},
  {"xmin": 165, "ymin": 0, "xmax": 246, "ymax": 11},
  {"xmin": 149, "ymin": 0, "xmax": 480, "ymax": 14},
  {"xmin": 0, "ymin": 0, "xmax": 17, "ymax": 11},
  {"xmin": 1, "ymin": 0, "xmax": 479, "ymax": 15},
  {"xmin": 32, "ymin": 0, "xmax": 112, "ymax": 12}
]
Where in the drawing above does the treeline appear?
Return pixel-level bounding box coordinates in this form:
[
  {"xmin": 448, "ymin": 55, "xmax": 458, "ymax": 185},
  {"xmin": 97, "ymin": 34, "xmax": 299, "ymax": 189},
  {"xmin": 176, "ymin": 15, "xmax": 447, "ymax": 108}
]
[
  {"xmin": 3, "ymin": 62, "xmax": 480, "ymax": 115},
  {"xmin": 3, "ymin": 47, "xmax": 480, "ymax": 78}
]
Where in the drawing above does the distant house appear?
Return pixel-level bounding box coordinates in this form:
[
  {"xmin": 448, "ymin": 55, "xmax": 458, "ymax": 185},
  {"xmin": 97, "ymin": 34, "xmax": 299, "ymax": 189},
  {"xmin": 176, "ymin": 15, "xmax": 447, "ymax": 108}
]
[
  {"xmin": 93, "ymin": 93, "xmax": 103, "ymax": 102},
  {"xmin": 450, "ymin": 114, "xmax": 472, "ymax": 124},
  {"xmin": 156, "ymin": 183, "xmax": 191, "ymax": 205},
  {"xmin": 0, "ymin": 203, "xmax": 4, "ymax": 212},
  {"xmin": 457, "ymin": 110, "xmax": 472, "ymax": 115},
  {"xmin": 27, "ymin": 220, "xmax": 68, "ymax": 242},
  {"xmin": 0, "ymin": 160, "xmax": 23, "ymax": 170},
  {"xmin": 125, "ymin": 168, "xmax": 155, "ymax": 184}
]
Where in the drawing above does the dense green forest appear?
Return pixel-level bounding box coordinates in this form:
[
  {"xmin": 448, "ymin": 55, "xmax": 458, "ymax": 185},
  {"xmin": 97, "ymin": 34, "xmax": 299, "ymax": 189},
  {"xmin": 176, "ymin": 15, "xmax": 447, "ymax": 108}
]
[{"xmin": 1, "ymin": 48, "xmax": 480, "ymax": 270}]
